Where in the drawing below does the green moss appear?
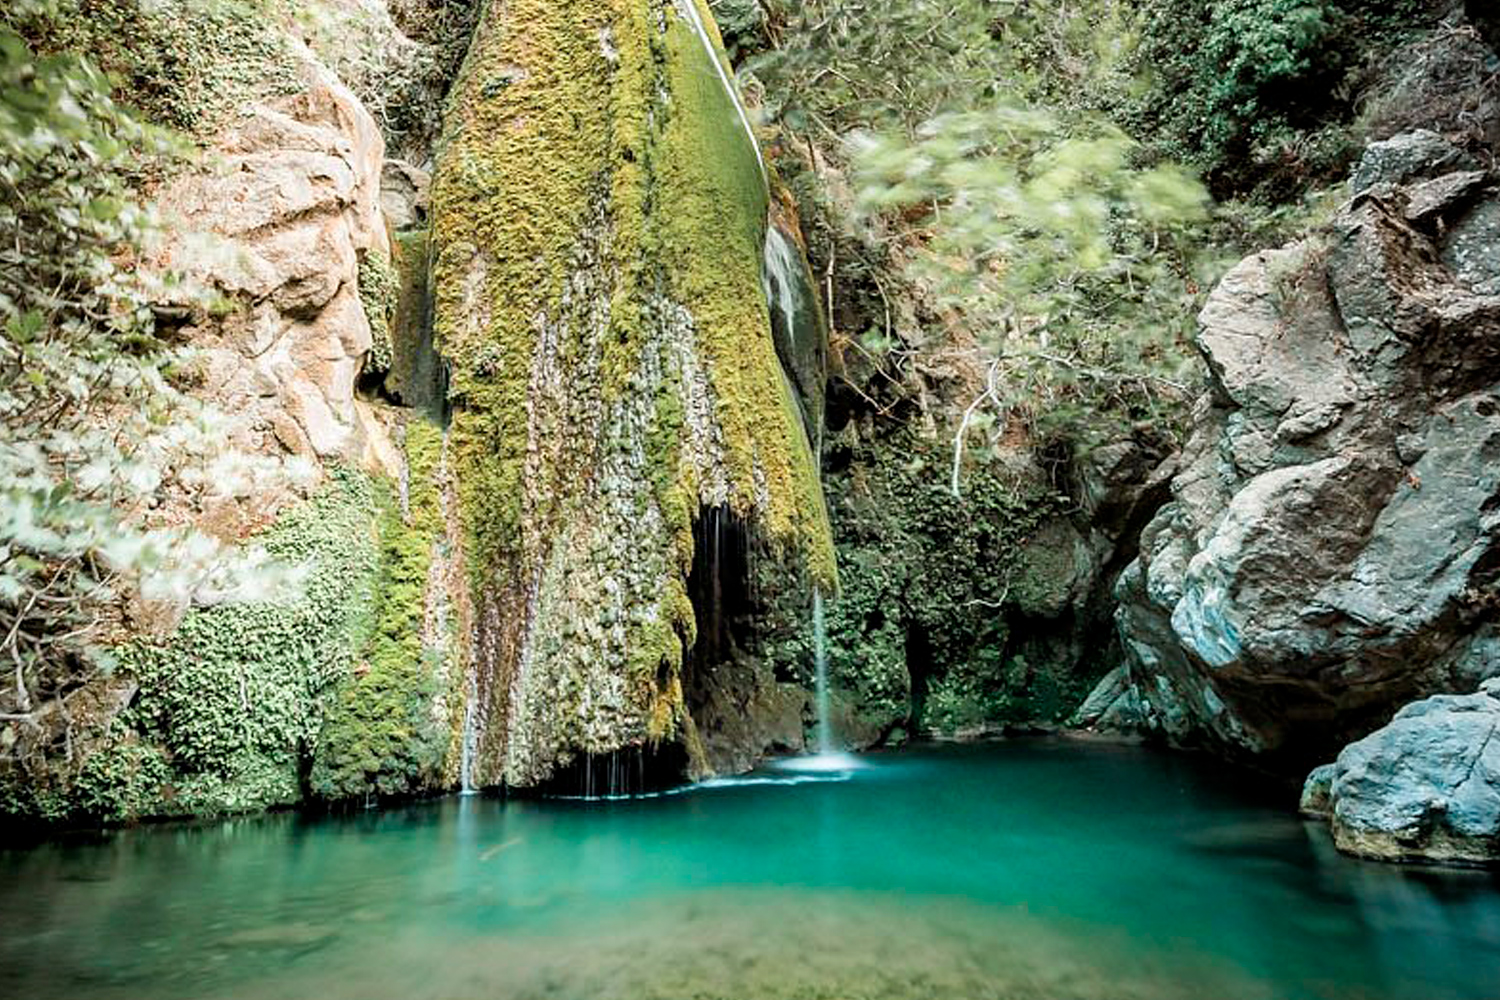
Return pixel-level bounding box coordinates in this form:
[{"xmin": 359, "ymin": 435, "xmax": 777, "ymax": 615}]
[
  {"xmin": 359, "ymin": 250, "xmax": 400, "ymax": 376},
  {"xmin": 431, "ymin": 1, "xmax": 835, "ymax": 781},
  {"xmin": 17, "ymin": 0, "xmax": 302, "ymax": 137},
  {"xmin": 311, "ymin": 421, "xmax": 449, "ymax": 800},
  {"xmin": 381, "ymin": 229, "xmax": 434, "ymax": 408}
]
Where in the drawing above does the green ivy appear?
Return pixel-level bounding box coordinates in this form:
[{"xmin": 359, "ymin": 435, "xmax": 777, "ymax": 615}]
[
  {"xmin": 310, "ymin": 420, "xmax": 448, "ymax": 801},
  {"xmin": 14, "ymin": 0, "xmax": 301, "ymax": 136},
  {"xmin": 118, "ymin": 470, "xmax": 383, "ymax": 817}
]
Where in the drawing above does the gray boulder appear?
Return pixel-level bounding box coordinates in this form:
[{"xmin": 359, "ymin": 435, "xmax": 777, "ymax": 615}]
[
  {"xmin": 1109, "ymin": 157, "xmax": 1500, "ymax": 763},
  {"xmin": 1349, "ymin": 130, "xmax": 1475, "ymax": 193},
  {"xmin": 1300, "ymin": 763, "xmax": 1337, "ymax": 819},
  {"xmin": 1313, "ymin": 680, "xmax": 1500, "ymax": 865}
]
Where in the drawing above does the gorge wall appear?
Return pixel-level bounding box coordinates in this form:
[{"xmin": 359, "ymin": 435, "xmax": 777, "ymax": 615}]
[
  {"xmin": 1, "ymin": 0, "xmax": 834, "ymax": 822},
  {"xmin": 7, "ymin": 0, "xmax": 1499, "ymax": 861},
  {"xmin": 1086, "ymin": 137, "xmax": 1500, "ymax": 770}
]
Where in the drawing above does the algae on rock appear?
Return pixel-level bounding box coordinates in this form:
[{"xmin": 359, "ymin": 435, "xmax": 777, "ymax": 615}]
[{"xmin": 432, "ymin": 0, "xmax": 834, "ymax": 788}]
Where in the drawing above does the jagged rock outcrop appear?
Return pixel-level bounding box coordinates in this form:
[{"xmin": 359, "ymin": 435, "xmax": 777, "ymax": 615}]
[
  {"xmin": 156, "ymin": 51, "xmax": 401, "ymax": 490},
  {"xmin": 1303, "ymin": 680, "xmax": 1500, "ymax": 865},
  {"xmin": 1094, "ymin": 135, "xmax": 1500, "ymax": 765},
  {"xmin": 432, "ymin": 0, "xmax": 834, "ymax": 789}
]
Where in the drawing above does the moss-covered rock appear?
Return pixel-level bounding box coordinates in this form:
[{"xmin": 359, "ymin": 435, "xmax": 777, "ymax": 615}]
[
  {"xmin": 359, "ymin": 249, "xmax": 400, "ymax": 376},
  {"xmin": 756, "ymin": 428, "xmax": 1119, "ymax": 743},
  {"xmin": 311, "ymin": 421, "xmax": 451, "ymax": 800},
  {"xmin": 432, "ymin": 0, "xmax": 833, "ymax": 787}
]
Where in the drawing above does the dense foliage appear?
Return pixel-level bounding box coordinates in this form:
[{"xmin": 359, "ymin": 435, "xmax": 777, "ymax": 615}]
[
  {"xmin": 1, "ymin": 472, "xmax": 380, "ymax": 822},
  {"xmin": 0, "ymin": 0, "xmax": 311, "ymax": 813},
  {"xmin": 15, "ymin": 0, "xmax": 300, "ymax": 135},
  {"xmin": 311, "ymin": 423, "xmax": 449, "ymax": 802},
  {"xmin": 1126, "ymin": 0, "xmax": 1447, "ymax": 198},
  {"xmin": 761, "ymin": 431, "xmax": 1081, "ymax": 738},
  {"xmin": 736, "ymin": 0, "xmax": 1215, "ymax": 473},
  {"xmin": 121, "ymin": 472, "xmax": 383, "ymax": 817}
]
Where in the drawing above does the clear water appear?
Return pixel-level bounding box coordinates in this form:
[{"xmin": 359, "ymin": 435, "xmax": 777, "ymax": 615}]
[{"xmin": 4, "ymin": 740, "xmax": 1499, "ymax": 1000}]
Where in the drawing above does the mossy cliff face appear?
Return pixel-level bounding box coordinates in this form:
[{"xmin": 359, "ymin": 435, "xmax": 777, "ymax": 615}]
[{"xmin": 432, "ymin": 0, "xmax": 834, "ymax": 787}]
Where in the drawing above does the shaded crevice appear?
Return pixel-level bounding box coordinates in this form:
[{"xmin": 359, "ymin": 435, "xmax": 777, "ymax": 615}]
[
  {"xmin": 526, "ymin": 743, "xmax": 691, "ymax": 799},
  {"xmin": 686, "ymin": 505, "xmax": 759, "ymax": 673},
  {"xmin": 904, "ymin": 616, "xmax": 934, "ymax": 734},
  {"xmin": 678, "ymin": 505, "xmax": 812, "ymax": 775}
]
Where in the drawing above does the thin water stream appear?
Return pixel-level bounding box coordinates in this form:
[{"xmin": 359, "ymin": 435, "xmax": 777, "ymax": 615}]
[{"xmin": 813, "ymin": 587, "xmax": 831, "ymax": 754}]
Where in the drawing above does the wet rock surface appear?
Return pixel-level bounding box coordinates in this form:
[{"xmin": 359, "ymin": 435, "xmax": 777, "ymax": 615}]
[{"xmin": 1307, "ymin": 680, "xmax": 1500, "ymax": 865}]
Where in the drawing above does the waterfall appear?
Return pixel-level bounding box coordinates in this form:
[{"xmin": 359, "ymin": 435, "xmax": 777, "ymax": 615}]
[
  {"xmin": 762, "ymin": 225, "xmax": 802, "ymax": 345},
  {"xmin": 814, "ymin": 587, "xmax": 831, "ymax": 754},
  {"xmin": 459, "ymin": 693, "xmax": 479, "ymax": 795},
  {"xmin": 774, "ymin": 587, "xmax": 860, "ymax": 773},
  {"xmin": 676, "ymin": 0, "xmax": 766, "ymax": 184}
]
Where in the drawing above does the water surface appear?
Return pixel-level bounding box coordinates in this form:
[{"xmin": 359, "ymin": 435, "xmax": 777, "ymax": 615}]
[{"xmin": 4, "ymin": 740, "xmax": 1499, "ymax": 1000}]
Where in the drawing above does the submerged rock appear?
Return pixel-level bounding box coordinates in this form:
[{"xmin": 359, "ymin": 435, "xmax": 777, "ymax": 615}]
[
  {"xmin": 1308, "ymin": 681, "xmax": 1500, "ymax": 865},
  {"xmin": 1107, "ymin": 143, "xmax": 1500, "ymax": 765}
]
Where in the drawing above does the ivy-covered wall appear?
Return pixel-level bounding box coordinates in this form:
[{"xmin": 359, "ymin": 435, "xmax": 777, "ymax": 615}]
[
  {"xmin": 1, "ymin": 433, "xmax": 462, "ymax": 825},
  {"xmin": 431, "ymin": 0, "xmax": 834, "ymax": 787},
  {"xmin": 1, "ymin": 472, "xmax": 380, "ymax": 823},
  {"xmin": 757, "ymin": 426, "xmax": 1125, "ymax": 746},
  {"xmin": 310, "ymin": 421, "xmax": 452, "ymax": 801}
]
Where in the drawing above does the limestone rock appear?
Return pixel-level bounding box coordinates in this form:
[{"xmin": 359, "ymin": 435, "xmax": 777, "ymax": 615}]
[
  {"xmin": 1300, "ymin": 763, "xmax": 1336, "ymax": 819},
  {"xmin": 380, "ymin": 159, "xmax": 431, "ymax": 230},
  {"xmin": 1313, "ymin": 682, "xmax": 1500, "ymax": 865},
  {"xmin": 1110, "ymin": 162, "xmax": 1500, "ymax": 764},
  {"xmin": 155, "ymin": 67, "xmax": 396, "ymax": 476},
  {"xmin": 1071, "ymin": 666, "xmax": 1132, "ymax": 728}
]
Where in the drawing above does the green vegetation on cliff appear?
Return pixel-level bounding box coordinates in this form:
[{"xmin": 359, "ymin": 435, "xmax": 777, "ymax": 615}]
[
  {"xmin": 14, "ymin": 0, "xmax": 300, "ymax": 135},
  {"xmin": 1126, "ymin": 0, "xmax": 1448, "ymax": 198},
  {"xmin": 432, "ymin": 0, "xmax": 833, "ymax": 784},
  {"xmin": 761, "ymin": 432, "xmax": 1073, "ymax": 740},
  {"xmin": 122, "ymin": 471, "xmax": 382, "ymax": 817},
  {"xmin": 0, "ymin": 471, "xmax": 383, "ymax": 822},
  {"xmin": 311, "ymin": 422, "xmax": 449, "ymax": 801}
]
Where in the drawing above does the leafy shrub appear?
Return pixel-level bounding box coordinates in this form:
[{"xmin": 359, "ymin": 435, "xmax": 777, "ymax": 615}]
[
  {"xmin": 121, "ymin": 471, "xmax": 383, "ymax": 816},
  {"xmin": 1127, "ymin": 0, "xmax": 1446, "ymax": 197}
]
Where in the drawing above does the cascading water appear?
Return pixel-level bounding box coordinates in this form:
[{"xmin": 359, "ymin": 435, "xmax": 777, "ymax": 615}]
[
  {"xmin": 814, "ymin": 587, "xmax": 831, "ymax": 754},
  {"xmin": 675, "ymin": 0, "xmax": 849, "ymax": 777},
  {"xmin": 761, "ymin": 224, "xmax": 826, "ymax": 450},
  {"xmin": 676, "ymin": 0, "xmax": 766, "ymax": 184},
  {"xmin": 775, "ymin": 587, "xmax": 861, "ymax": 773},
  {"xmin": 459, "ymin": 693, "xmax": 479, "ymax": 795}
]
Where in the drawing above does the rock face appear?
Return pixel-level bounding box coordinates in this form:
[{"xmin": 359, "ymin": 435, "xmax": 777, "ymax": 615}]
[
  {"xmin": 157, "ymin": 57, "xmax": 400, "ymax": 484},
  {"xmin": 432, "ymin": 0, "xmax": 834, "ymax": 788},
  {"xmin": 1309, "ymin": 680, "xmax": 1500, "ymax": 865},
  {"xmin": 1099, "ymin": 137, "xmax": 1500, "ymax": 765}
]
